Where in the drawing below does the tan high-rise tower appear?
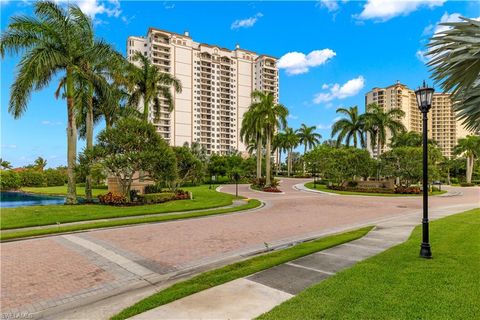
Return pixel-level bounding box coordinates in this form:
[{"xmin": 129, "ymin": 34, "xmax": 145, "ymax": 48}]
[
  {"xmin": 127, "ymin": 28, "xmax": 279, "ymax": 155},
  {"xmin": 365, "ymin": 82, "xmax": 475, "ymax": 158}
]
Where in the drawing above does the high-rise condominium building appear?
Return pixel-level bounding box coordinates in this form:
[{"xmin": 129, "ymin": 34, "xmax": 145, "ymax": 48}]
[
  {"xmin": 127, "ymin": 28, "xmax": 279, "ymax": 155},
  {"xmin": 365, "ymin": 82, "xmax": 474, "ymax": 159}
]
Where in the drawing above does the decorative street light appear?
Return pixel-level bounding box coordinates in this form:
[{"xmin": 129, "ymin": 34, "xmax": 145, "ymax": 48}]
[{"xmin": 415, "ymin": 81, "xmax": 435, "ymax": 259}]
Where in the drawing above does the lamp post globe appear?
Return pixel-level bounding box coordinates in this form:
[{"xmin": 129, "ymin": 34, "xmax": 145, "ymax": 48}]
[{"xmin": 415, "ymin": 81, "xmax": 435, "ymax": 259}]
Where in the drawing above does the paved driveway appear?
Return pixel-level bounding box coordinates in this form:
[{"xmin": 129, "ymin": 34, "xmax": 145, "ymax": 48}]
[{"xmin": 1, "ymin": 179, "xmax": 478, "ymax": 318}]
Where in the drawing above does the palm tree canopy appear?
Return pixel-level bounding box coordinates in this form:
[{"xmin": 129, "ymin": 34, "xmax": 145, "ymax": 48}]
[
  {"xmin": 428, "ymin": 17, "xmax": 480, "ymax": 131},
  {"xmin": 454, "ymin": 135, "xmax": 480, "ymax": 158},
  {"xmin": 284, "ymin": 127, "xmax": 300, "ymax": 150},
  {"xmin": 126, "ymin": 52, "xmax": 182, "ymax": 117},
  {"xmin": 364, "ymin": 103, "xmax": 406, "ymax": 149},
  {"xmin": 331, "ymin": 106, "xmax": 365, "ymax": 148},
  {"xmin": 251, "ymin": 91, "xmax": 288, "ymax": 139},
  {"xmin": 297, "ymin": 124, "xmax": 322, "ymax": 150}
]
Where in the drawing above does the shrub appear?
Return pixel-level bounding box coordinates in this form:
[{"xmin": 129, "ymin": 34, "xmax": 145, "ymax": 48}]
[
  {"xmin": 137, "ymin": 192, "xmax": 175, "ymax": 204},
  {"xmin": 19, "ymin": 170, "xmax": 46, "ymax": 187},
  {"xmin": 263, "ymin": 186, "xmax": 282, "ymax": 193},
  {"xmin": 460, "ymin": 183, "xmax": 475, "ymax": 187},
  {"xmin": 270, "ymin": 179, "xmax": 280, "ymax": 188},
  {"xmin": 144, "ymin": 184, "xmax": 163, "ymax": 194},
  {"xmin": 251, "ymin": 177, "xmax": 266, "ymax": 189},
  {"xmin": 44, "ymin": 169, "xmax": 66, "ymax": 186},
  {"xmin": 347, "ymin": 181, "xmax": 358, "ymax": 188},
  {"xmin": 98, "ymin": 192, "xmax": 126, "ymax": 205},
  {"xmin": 328, "ymin": 185, "xmax": 395, "ymax": 194},
  {"xmin": 394, "ymin": 186, "xmax": 421, "ymax": 194},
  {"xmin": 0, "ymin": 170, "xmax": 21, "ymax": 190},
  {"xmin": 450, "ymin": 177, "xmax": 459, "ymax": 184}
]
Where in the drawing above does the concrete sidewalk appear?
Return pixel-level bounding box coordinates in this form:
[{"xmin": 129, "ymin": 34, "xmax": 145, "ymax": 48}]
[{"xmin": 130, "ymin": 206, "xmax": 462, "ymax": 320}]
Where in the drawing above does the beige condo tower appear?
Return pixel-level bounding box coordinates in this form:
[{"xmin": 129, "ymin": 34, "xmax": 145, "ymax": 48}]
[
  {"xmin": 365, "ymin": 81, "xmax": 475, "ymax": 159},
  {"xmin": 127, "ymin": 28, "xmax": 279, "ymax": 156}
]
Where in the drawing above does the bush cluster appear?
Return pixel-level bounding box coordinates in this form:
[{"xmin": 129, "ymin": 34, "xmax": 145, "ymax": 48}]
[
  {"xmin": 98, "ymin": 192, "xmax": 127, "ymax": 205},
  {"xmin": 394, "ymin": 186, "xmax": 421, "ymax": 194},
  {"xmin": 263, "ymin": 186, "xmax": 282, "ymax": 193},
  {"xmin": 137, "ymin": 192, "xmax": 175, "ymax": 204},
  {"xmin": 328, "ymin": 185, "xmax": 395, "ymax": 194},
  {"xmin": 0, "ymin": 170, "xmax": 21, "ymax": 190},
  {"xmin": 460, "ymin": 183, "xmax": 475, "ymax": 187},
  {"xmin": 0, "ymin": 169, "xmax": 68, "ymax": 190}
]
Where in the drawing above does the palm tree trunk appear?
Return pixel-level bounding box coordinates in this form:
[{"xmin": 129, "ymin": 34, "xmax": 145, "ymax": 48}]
[
  {"xmin": 66, "ymin": 68, "xmax": 77, "ymax": 205},
  {"xmin": 143, "ymin": 98, "xmax": 149, "ymax": 121},
  {"xmin": 85, "ymin": 85, "xmax": 94, "ymax": 203},
  {"xmin": 303, "ymin": 143, "xmax": 307, "ymax": 176},
  {"xmin": 288, "ymin": 148, "xmax": 292, "ymax": 177},
  {"xmin": 354, "ymin": 134, "xmax": 357, "ymax": 148},
  {"xmin": 277, "ymin": 149, "xmax": 281, "ymax": 175},
  {"xmin": 256, "ymin": 136, "xmax": 262, "ymax": 179},
  {"xmin": 266, "ymin": 133, "xmax": 272, "ymax": 186},
  {"xmin": 466, "ymin": 155, "xmax": 473, "ymax": 183}
]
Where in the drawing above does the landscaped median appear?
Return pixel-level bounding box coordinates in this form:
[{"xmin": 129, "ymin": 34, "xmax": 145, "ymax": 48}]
[
  {"xmin": 304, "ymin": 182, "xmax": 447, "ymax": 196},
  {"xmin": 110, "ymin": 226, "xmax": 373, "ymax": 320},
  {"xmin": 258, "ymin": 208, "xmax": 480, "ymax": 320},
  {"xmin": 1, "ymin": 185, "xmax": 262, "ymax": 241}
]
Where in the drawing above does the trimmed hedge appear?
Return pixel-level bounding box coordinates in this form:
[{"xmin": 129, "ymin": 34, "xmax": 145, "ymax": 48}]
[
  {"xmin": 328, "ymin": 185, "xmax": 395, "ymax": 194},
  {"xmin": 19, "ymin": 170, "xmax": 46, "ymax": 187},
  {"xmin": 0, "ymin": 170, "xmax": 21, "ymax": 190},
  {"xmin": 138, "ymin": 192, "xmax": 175, "ymax": 204},
  {"xmin": 44, "ymin": 169, "xmax": 66, "ymax": 186}
]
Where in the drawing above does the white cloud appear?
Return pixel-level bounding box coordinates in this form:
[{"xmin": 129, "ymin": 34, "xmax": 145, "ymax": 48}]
[
  {"xmin": 318, "ymin": 0, "xmax": 339, "ymax": 12},
  {"xmin": 41, "ymin": 120, "xmax": 63, "ymax": 126},
  {"xmin": 163, "ymin": 1, "xmax": 175, "ymax": 10},
  {"xmin": 277, "ymin": 49, "xmax": 336, "ymax": 75},
  {"xmin": 316, "ymin": 123, "xmax": 332, "ymax": 130},
  {"xmin": 231, "ymin": 13, "xmax": 263, "ymax": 30},
  {"xmin": 288, "ymin": 114, "xmax": 299, "ymax": 120},
  {"xmin": 313, "ymin": 76, "xmax": 365, "ymax": 104},
  {"xmin": 416, "ymin": 49, "xmax": 429, "ymax": 63},
  {"xmin": 358, "ymin": 0, "xmax": 445, "ymax": 22},
  {"xmin": 53, "ymin": 0, "xmax": 121, "ymax": 19},
  {"xmin": 1, "ymin": 144, "xmax": 17, "ymax": 149}
]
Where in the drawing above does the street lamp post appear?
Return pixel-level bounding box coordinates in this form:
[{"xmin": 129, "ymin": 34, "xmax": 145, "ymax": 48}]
[{"xmin": 415, "ymin": 81, "xmax": 435, "ymax": 259}]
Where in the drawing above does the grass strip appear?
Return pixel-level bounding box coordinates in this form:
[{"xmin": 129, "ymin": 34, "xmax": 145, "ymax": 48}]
[
  {"xmin": 1, "ymin": 199, "xmax": 261, "ymax": 241},
  {"xmin": 2, "ymin": 185, "xmax": 237, "ymax": 230},
  {"xmin": 111, "ymin": 226, "xmax": 373, "ymax": 320},
  {"xmin": 305, "ymin": 182, "xmax": 447, "ymax": 196},
  {"xmin": 258, "ymin": 208, "xmax": 480, "ymax": 320}
]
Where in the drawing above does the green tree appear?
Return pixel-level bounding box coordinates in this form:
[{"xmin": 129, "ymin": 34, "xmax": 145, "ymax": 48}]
[
  {"xmin": 390, "ymin": 131, "xmax": 437, "ymax": 148},
  {"xmin": 364, "ymin": 103, "xmax": 406, "ymax": 157},
  {"xmin": 34, "ymin": 157, "xmax": 47, "ymax": 171},
  {"xmin": 331, "ymin": 106, "xmax": 365, "ymax": 148},
  {"xmin": 172, "ymin": 146, "xmax": 204, "ymax": 188},
  {"xmin": 296, "ymin": 124, "xmax": 322, "ymax": 175},
  {"xmin": 90, "ymin": 117, "xmax": 176, "ymax": 201},
  {"xmin": 241, "ymin": 98, "xmax": 264, "ymax": 179},
  {"xmin": 0, "ymin": 158, "xmax": 12, "ymax": 170},
  {"xmin": 454, "ymin": 135, "xmax": 480, "ymax": 183},
  {"xmin": 428, "ymin": 17, "xmax": 480, "ymax": 131},
  {"xmin": 253, "ymin": 91, "xmax": 288, "ymax": 186},
  {"xmin": 126, "ymin": 52, "xmax": 182, "ymax": 120},
  {"xmin": 0, "ymin": 1, "xmax": 115, "ymax": 204},
  {"xmin": 273, "ymin": 132, "xmax": 288, "ymax": 175},
  {"xmin": 284, "ymin": 127, "xmax": 299, "ymax": 177}
]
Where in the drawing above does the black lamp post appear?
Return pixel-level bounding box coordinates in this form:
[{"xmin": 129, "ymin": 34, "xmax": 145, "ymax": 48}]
[{"xmin": 415, "ymin": 81, "xmax": 435, "ymax": 259}]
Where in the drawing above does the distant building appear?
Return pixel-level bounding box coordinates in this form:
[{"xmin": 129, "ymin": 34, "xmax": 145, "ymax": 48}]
[
  {"xmin": 365, "ymin": 81, "xmax": 475, "ymax": 158},
  {"xmin": 127, "ymin": 27, "xmax": 279, "ymax": 156}
]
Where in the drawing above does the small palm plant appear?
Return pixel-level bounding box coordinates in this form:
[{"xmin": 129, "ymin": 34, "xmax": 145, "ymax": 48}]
[{"xmin": 454, "ymin": 135, "xmax": 480, "ymax": 184}]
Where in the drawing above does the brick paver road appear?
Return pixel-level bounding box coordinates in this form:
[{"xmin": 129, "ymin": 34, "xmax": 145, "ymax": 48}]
[{"xmin": 1, "ymin": 179, "xmax": 478, "ymax": 318}]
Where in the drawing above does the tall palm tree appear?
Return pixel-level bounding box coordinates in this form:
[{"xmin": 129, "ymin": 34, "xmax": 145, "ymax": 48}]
[
  {"xmin": 252, "ymin": 91, "xmax": 288, "ymax": 186},
  {"xmin": 454, "ymin": 135, "xmax": 480, "ymax": 183},
  {"xmin": 241, "ymin": 106, "xmax": 264, "ymax": 179},
  {"xmin": 34, "ymin": 157, "xmax": 47, "ymax": 171},
  {"xmin": 273, "ymin": 132, "xmax": 288, "ymax": 175},
  {"xmin": 331, "ymin": 106, "xmax": 365, "ymax": 148},
  {"xmin": 284, "ymin": 127, "xmax": 299, "ymax": 177},
  {"xmin": 0, "ymin": 158, "xmax": 12, "ymax": 170},
  {"xmin": 364, "ymin": 103, "xmax": 406, "ymax": 157},
  {"xmin": 126, "ymin": 52, "xmax": 182, "ymax": 120},
  {"xmin": 0, "ymin": 1, "xmax": 112, "ymax": 204},
  {"xmin": 296, "ymin": 124, "xmax": 321, "ymax": 175},
  {"xmin": 428, "ymin": 17, "xmax": 480, "ymax": 132}
]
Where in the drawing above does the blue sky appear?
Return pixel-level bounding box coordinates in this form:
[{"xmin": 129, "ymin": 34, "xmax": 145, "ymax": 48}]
[{"xmin": 1, "ymin": 0, "xmax": 478, "ymax": 168}]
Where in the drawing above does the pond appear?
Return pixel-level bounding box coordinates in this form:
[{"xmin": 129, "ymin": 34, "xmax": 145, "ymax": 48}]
[{"xmin": 0, "ymin": 191, "xmax": 65, "ymax": 208}]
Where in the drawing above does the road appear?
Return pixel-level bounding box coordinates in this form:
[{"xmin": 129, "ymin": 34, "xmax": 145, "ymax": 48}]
[{"xmin": 1, "ymin": 179, "xmax": 478, "ymax": 318}]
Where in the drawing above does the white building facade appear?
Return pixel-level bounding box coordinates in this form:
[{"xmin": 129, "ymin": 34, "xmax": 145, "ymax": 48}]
[{"xmin": 127, "ymin": 28, "xmax": 279, "ymax": 155}]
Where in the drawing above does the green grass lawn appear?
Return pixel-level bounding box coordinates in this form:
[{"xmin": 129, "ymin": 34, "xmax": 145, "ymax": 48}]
[
  {"xmin": 21, "ymin": 185, "xmax": 107, "ymax": 197},
  {"xmin": 1, "ymin": 185, "xmax": 238, "ymax": 230},
  {"xmin": 305, "ymin": 182, "xmax": 447, "ymax": 196},
  {"xmin": 258, "ymin": 208, "xmax": 480, "ymax": 320},
  {"xmin": 1, "ymin": 199, "xmax": 261, "ymax": 241},
  {"xmin": 111, "ymin": 226, "xmax": 373, "ymax": 320}
]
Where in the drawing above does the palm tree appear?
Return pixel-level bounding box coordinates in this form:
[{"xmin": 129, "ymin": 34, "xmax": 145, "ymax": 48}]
[
  {"xmin": 284, "ymin": 127, "xmax": 299, "ymax": 177},
  {"xmin": 331, "ymin": 106, "xmax": 365, "ymax": 148},
  {"xmin": 34, "ymin": 157, "xmax": 47, "ymax": 171},
  {"xmin": 454, "ymin": 135, "xmax": 480, "ymax": 183},
  {"xmin": 0, "ymin": 1, "xmax": 112, "ymax": 204},
  {"xmin": 390, "ymin": 131, "xmax": 438, "ymax": 148},
  {"xmin": 252, "ymin": 91, "xmax": 288, "ymax": 186},
  {"xmin": 364, "ymin": 103, "xmax": 406, "ymax": 158},
  {"xmin": 428, "ymin": 17, "xmax": 480, "ymax": 132},
  {"xmin": 241, "ymin": 106, "xmax": 264, "ymax": 179},
  {"xmin": 0, "ymin": 158, "xmax": 12, "ymax": 170},
  {"xmin": 273, "ymin": 132, "xmax": 288, "ymax": 175},
  {"xmin": 296, "ymin": 124, "xmax": 321, "ymax": 175},
  {"xmin": 126, "ymin": 52, "xmax": 182, "ymax": 120}
]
